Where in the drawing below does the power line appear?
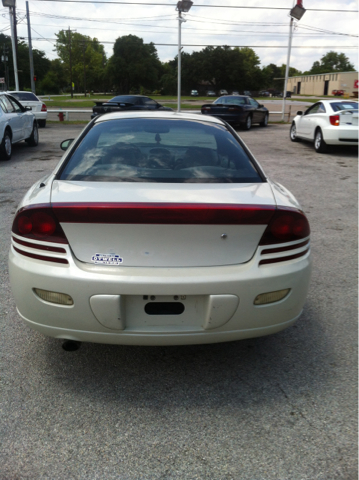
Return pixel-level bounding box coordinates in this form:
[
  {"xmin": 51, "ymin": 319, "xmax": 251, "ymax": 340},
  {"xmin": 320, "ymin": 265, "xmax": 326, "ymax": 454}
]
[
  {"xmin": 26, "ymin": 37, "xmax": 359, "ymax": 48},
  {"xmin": 31, "ymin": 0, "xmax": 358, "ymax": 11}
]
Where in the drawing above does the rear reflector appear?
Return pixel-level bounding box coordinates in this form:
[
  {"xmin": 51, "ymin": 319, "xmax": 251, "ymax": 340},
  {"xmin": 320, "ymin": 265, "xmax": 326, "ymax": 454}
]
[
  {"xmin": 12, "ymin": 236, "xmax": 66, "ymax": 253},
  {"xmin": 254, "ymin": 289, "xmax": 290, "ymax": 305},
  {"xmin": 33, "ymin": 288, "xmax": 73, "ymax": 305},
  {"xmin": 259, "ymin": 248, "xmax": 309, "ymax": 266},
  {"xmin": 13, "ymin": 246, "xmax": 69, "ymax": 264},
  {"xmin": 53, "ymin": 203, "xmax": 276, "ymax": 225}
]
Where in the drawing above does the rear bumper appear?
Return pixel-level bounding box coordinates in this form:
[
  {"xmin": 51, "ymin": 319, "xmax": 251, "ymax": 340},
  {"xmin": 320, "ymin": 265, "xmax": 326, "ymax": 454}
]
[
  {"xmin": 323, "ymin": 125, "xmax": 358, "ymax": 145},
  {"xmin": 33, "ymin": 111, "xmax": 47, "ymax": 121},
  {"xmin": 201, "ymin": 112, "xmax": 247, "ymax": 125},
  {"xmin": 9, "ymin": 242, "xmax": 311, "ymax": 346}
]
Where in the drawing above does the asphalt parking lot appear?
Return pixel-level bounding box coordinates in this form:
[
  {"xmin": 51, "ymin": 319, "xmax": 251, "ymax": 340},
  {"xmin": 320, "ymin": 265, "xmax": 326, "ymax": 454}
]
[{"xmin": 0, "ymin": 123, "xmax": 357, "ymax": 479}]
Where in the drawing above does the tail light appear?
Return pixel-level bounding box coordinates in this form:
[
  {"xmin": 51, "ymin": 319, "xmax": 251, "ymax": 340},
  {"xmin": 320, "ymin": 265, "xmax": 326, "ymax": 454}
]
[
  {"xmin": 329, "ymin": 114, "xmax": 340, "ymax": 126},
  {"xmin": 228, "ymin": 106, "xmax": 241, "ymax": 112},
  {"xmin": 41, "ymin": 104, "xmax": 47, "ymax": 112},
  {"xmin": 202, "ymin": 106, "xmax": 211, "ymax": 111},
  {"xmin": 259, "ymin": 207, "xmax": 310, "ymax": 245},
  {"xmin": 12, "ymin": 205, "xmax": 68, "ymax": 244}
]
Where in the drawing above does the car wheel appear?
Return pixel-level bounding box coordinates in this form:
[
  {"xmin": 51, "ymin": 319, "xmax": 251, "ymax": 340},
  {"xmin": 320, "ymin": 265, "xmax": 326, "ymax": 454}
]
[
  {"xmin": 38, "ymin": 120, "xmax": 46, "ymax": 128},
  {"xmin": 290, "ymin": 122, "xmax": 300, "ymax": 142},
  {"xmin": 314, "ymin": 128, "xmax": 327, "ymax": 153},
  {"xmin": 0, "ymin": 130, "xmax": 12, "ymax": 161},
  {"xmin": 260, "ymin": 114, "xmax": 268, "ymax": 127},
  {"xmin": 243, "ymin": 115, "xmax": 252, "ymax": 130},
  {"xmin": 26, "ymin": 122, "xmax": 39, "ymax": 147}
]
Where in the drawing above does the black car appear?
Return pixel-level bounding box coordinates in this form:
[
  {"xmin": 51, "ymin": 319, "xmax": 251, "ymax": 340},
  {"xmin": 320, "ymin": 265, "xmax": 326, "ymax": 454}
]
[
  {"xmin": 91, "ymin": 95, "xmax": 173, "ymax": 119},
  {"xmin": 201, "ymin": 95, "xmax": 269, "ymax": 130}
]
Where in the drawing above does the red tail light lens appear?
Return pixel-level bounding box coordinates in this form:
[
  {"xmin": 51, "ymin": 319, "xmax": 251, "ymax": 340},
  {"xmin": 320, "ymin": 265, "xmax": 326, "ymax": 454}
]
[
  {"xmin": 12, "ymin": 206, "xmax": 68, "ymax": 244},
  {"xmin": 202, "ymin": 107, "xmax": 211, "ymax": 111},
  {"xmin": 259, "ymin": 207, "xmax": 310, "ymax": 245},
  {"xmin": 228, "ymin": 106, "xmax": 241, "ymax": 111},
  {"xmin": 329, "ymin": 115, "xmax": 340, "ymax": 126},
  {"xmin": 41, "ymin": 104, "xmax": 47, "ymax": 112}
]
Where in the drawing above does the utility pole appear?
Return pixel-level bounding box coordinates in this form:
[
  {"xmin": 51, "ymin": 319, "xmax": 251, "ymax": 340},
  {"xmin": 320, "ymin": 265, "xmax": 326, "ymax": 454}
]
[
  {"xmin": 81, "ymin": 41, "xmax": 87, "ymax": 97},
  {"xmin": 1, "ymin": 45, "xmax": 9, "ymax": 90},
  {"xmin": 26, "ymin": 1, "xmax": 35, "ymax": 94},
  {"xmin": 68, "ymin": 27, "xmax": 73, "ymax": 98}
]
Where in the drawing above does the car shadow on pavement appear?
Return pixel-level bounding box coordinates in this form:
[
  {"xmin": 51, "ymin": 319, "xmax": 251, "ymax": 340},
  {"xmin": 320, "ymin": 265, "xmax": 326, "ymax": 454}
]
[{"xmin": 36, "ymin": 297, "xmax": 335, "ymax": 411}]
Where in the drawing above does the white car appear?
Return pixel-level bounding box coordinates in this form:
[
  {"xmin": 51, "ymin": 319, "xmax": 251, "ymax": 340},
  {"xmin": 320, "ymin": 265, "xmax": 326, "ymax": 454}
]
[
  {"xmin": 9, "ymin": 111, "xmax": 311, "ymax": 349},
  {"xmin": 290, "ymin": 99, "xmax": 358, "ymax": 153},
  {"xmin": 0, "ymin": 92, "xmax": 39, "ymax": 160},
  {"xmin": 8, "ymin": 91, "xmax": 47, "ymax": 128},
  {"xmin": 190, "ymin": 90, "xmax": 199, "ymax": 96}
]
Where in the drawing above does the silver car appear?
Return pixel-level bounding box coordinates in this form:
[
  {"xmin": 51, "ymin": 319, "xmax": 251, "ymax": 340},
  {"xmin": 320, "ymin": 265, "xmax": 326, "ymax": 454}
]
[
  {"xmin": 0, "ymin": 92, "xmax": 39, "ymax": 161},
  {"xmin": 9, "ymin": 111, "xmax": 311, "ymax": 349}
]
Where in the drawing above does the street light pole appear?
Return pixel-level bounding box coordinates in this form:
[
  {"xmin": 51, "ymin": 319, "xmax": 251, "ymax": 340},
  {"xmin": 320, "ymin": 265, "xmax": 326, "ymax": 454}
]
[
  {"xmin": 2, "ymin": 0, "xmax": 19, "ymax": 90},
  {"xmin": 281, "ymin": 16, "xmax": 294, "ymax": 121},
  {"xmin": 281, "ymin": 0, "xmax": 306, "ymax": 121},
  {"xmin": 176, "ymin": 1, "xmax": 193, "ymax": 113},
  {"xmin": 177, "ymin": 11, "xmax": 184, "ymax": 112}
]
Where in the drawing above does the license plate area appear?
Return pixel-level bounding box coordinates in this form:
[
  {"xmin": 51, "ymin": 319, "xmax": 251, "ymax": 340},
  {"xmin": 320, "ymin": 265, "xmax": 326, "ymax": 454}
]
[{"xmin": 125, "ymin": 295, "xmax": 204, "ymax": 330}]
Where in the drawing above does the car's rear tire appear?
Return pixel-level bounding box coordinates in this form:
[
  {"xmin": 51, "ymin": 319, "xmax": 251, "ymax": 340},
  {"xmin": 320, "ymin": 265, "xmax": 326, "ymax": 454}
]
[
  {"xmin": 26, "ymin": 122, "xmax": 39, "ymax": 147},
  {"xmin": 0, "ymin": 130, "xmax": 12, "ymax": 161},
  {"xmin": 290, "ymin": 122, "xmax": 300, "ymax": 142},
  {"xmin": 260, "ymin": 114, "xmax": 268, "ymax": 127},
  {"xmin": 38, "ymin": 120, "xmax": 46, "ymax": 128},
  {"xmin": 314, "ymin": 128, "xmax": 327, "ymax": 153},
  {"xmin": 243, "ymin": 115, "xmax": 252, "ymax": 130}
]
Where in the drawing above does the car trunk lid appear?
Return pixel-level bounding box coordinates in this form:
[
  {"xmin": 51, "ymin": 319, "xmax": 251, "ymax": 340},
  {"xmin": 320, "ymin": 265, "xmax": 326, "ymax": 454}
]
[{"xmin": 51, "ymin": 181, "xmax": 276, "ymax": 267}]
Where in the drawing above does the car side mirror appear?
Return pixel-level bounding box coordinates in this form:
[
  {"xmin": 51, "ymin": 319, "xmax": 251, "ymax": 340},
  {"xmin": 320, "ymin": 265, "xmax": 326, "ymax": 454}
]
[
  {"xmin": 258, "ymin": 104, "xmax": 263, "ymax": 108},
  {"xmin": 60, "ymin": 139, "xmax": 74, "ymax": 151},
  {"xmin": 297, "ymin": 111, "xmax": 303, "ymax": 116}
]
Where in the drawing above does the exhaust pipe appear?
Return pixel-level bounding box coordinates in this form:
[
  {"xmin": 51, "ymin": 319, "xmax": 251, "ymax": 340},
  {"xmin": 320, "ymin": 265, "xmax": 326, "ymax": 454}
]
[{"xmin": 62, "ymin": 340, "xmax": 81, "ymax": 351}]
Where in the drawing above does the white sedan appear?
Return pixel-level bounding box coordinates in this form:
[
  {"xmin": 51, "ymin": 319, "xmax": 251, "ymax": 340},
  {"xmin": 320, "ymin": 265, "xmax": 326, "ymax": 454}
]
[
  {"xmin": 8, "ymin": 91, "xmax": 48, "ymax": 128},
  {"xmin": 0, "ymin": 92, "xmax": 39, "ymax": 160},
  {"xmin": 290, "ymin": 99, "xmax": 358, "ymax": 153},
  {"xmin": 9, "ymin": 111, "xmax": 311, "ymax": 349}
]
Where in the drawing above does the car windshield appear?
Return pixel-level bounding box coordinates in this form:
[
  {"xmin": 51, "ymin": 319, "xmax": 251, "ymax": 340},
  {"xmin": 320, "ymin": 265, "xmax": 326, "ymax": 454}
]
[
  {"xmin": 59, "ymin": 118, "xmax": 263, "ymax": 183},
  {"xmin": 330, "ymin": 102, "xmax": 358, "ymax": 112},
  {"xmin": 10, "ymin": 92, "xmax": 38, "ymax": 101},
  {"xmin": 214, "ymin": 97, "xmax": 247, "ymax": 105}
]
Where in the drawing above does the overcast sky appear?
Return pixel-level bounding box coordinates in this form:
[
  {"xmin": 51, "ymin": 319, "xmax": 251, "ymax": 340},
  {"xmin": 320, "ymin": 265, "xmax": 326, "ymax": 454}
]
[{"xmin": 1, "ymin": 0, "xmax": 358, "ymax": 73}]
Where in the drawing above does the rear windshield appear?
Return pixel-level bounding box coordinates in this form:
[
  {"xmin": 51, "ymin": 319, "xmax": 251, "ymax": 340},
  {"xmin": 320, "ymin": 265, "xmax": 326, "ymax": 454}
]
[
  {"xmin": 214, "ymin": 96, "xmax": 247, "ymax": 105},
  {"xmin": 59, "ymin": 118, "xmax": 263, "ymax": 183},
  {"xmin": 331, "ymin": 102, "xmax": 358, "ymax": 112},
  {"xmin": 10, "ymin": 92, "xmax": 38, "ymax": 101},
  {"xmin": 109, "ymin": 96, "xmax": 138, "ymax": 104}
]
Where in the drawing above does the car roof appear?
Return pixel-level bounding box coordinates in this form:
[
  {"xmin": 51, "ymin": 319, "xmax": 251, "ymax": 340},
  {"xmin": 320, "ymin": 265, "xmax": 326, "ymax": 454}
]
[{"xmin": 94, "ymin": 110, "xmax": 226, "ymax": 125}]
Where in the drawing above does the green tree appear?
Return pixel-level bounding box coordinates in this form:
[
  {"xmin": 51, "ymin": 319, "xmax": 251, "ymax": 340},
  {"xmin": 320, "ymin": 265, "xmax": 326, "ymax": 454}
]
[
  {"xmin": 39, "ymin": 59, "xmax": 67, "ymax": 94},
  {"xmin": 55, "ymin": 30, "xmax": 106, "ymax": 92},
  {"xmin": 107, "ymin": 35, "xmax": 161, "ymax": 93},
  {"xmin": 306, "ymin": 51, "xmax": 355, "ymax": 74},
  {"xmin": 0, "ymin": 33, "xmax": 50, "ymax": 91}
]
